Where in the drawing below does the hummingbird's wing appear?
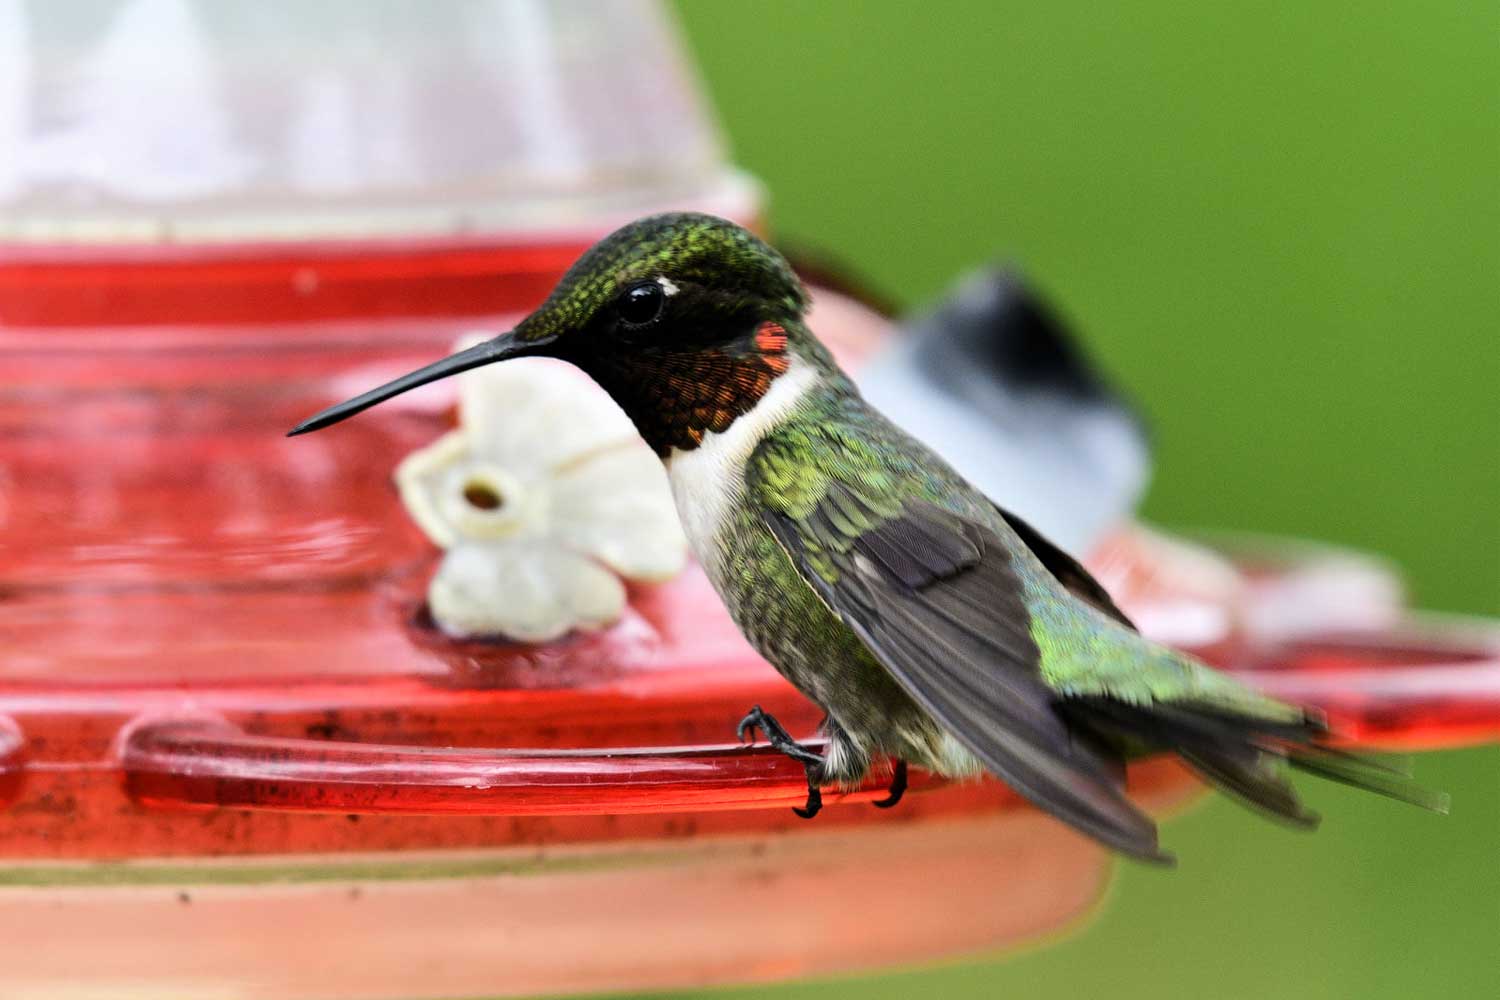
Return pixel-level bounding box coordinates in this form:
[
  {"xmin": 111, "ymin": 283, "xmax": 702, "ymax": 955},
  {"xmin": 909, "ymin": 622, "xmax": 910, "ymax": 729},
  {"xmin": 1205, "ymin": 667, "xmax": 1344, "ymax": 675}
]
[
  {"xmin": 748, "ymin": 441, "xmax": 1167, "ymax": 861},
  {"xmin": 748, "ymin": 427, "xmax": 1445, "ymax": 846},
  {"xmin": 992, "ymin": 506, "xmax": 1135, "ymax": 630}
]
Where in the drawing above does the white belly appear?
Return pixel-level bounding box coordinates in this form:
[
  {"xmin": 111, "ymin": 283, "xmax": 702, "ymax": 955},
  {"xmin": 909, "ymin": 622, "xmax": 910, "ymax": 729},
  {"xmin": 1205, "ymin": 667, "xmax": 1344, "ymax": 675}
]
[{"xmin": 665, "ymin": 359, "xmax": 818, "ymax": 562}]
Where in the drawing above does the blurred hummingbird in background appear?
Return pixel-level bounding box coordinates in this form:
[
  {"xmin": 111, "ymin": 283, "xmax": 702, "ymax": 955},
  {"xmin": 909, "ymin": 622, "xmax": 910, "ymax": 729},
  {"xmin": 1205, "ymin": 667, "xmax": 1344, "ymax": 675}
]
[
  {"xmin": 291, "ymin": 213, "xmax": 1442, "ymax": 862},
  {"xmin": 857, "ymin": 266, "xmax": 1151, "ymax": 556}
]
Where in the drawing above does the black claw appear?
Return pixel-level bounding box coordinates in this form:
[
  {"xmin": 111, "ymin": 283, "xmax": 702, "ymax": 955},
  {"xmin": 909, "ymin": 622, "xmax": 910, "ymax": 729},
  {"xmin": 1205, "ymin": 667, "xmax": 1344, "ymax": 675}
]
[
  {"xmin": 794, "ymin": 767, "xmax": 824, "ymax": 819},
  {"xmin": 872, "ymin": 760, "xmax": 908, "ymax": 809},
  {"xmin": 737, "ymin": 704, "xmax": 797, "ymax": 749},
  {"xmin": 736, "ymin": 706, "xmax": 763, "ymax": 744},
  {"xmin": 735, "ymin": 706, "xmax": 822, "ymax": 766}
]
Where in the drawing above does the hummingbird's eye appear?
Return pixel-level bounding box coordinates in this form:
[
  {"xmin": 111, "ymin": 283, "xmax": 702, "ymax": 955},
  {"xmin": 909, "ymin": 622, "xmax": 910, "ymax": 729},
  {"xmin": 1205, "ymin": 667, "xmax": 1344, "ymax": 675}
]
[{"xmin": 616, "ymin": 281, "xmax": 666, "ymax": 329}]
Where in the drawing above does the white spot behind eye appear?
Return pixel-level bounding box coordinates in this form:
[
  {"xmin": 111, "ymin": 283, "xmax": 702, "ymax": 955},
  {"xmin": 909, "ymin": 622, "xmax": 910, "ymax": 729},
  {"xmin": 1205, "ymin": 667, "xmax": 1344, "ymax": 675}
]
[{"xmin": 657, "ymin": 276, "xmax": 680, "ymax": 297}]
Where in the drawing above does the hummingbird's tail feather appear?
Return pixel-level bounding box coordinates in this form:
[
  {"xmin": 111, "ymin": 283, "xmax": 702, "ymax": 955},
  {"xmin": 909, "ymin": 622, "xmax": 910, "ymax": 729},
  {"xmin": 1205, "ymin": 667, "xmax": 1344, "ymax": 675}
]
[
  {"xmin": 1286, "ymin": 745, "xmax": 1450, "ymax": 813},
  {"xmin": 1066, "ymin": 697, "xmax": 1324, "ymax": 827},
  {"xmin": 1178, "ymin": 744, "xmax": 1321, "ymax": 829},
  {"xmin": 1064, "ymin": 697, "xmax": 1448, "ymax": 826}
]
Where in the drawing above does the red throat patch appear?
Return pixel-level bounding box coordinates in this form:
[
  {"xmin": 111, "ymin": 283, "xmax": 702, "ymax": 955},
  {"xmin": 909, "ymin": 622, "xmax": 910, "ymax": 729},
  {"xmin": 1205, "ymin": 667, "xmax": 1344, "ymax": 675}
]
[{"xmin": 755, "ymin": 321, "xmax": 791, "ymax": 374}]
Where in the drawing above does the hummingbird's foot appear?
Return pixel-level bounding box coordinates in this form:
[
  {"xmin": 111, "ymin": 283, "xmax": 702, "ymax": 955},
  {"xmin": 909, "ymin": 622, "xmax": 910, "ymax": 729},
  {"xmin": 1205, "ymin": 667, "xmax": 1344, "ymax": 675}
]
[
  {"xmin": 872, "ymin": 760, "xmax": 908, "ymax": 809},
  {"xmin": 736, "ymin": 706, "xmax": 824, "ymax": 766},
  {"xmin": 737, "ymin": 705, "xmax": 827, "ymax": 818}
]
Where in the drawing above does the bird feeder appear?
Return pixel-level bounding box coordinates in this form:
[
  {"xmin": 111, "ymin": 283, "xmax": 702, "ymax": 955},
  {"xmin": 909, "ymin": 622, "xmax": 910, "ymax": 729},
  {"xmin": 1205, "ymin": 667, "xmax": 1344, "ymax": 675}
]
[{"xmin": 0, "ymin": 3, "xmax": 1495, "ymax": 997}]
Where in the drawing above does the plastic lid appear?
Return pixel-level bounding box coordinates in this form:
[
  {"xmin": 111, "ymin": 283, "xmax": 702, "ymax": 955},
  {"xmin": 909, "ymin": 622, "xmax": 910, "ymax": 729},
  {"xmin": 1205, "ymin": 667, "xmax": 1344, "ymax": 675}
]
[{"xmin": 0, "ymin": 0, "xmax": 752, "ymax": 243}]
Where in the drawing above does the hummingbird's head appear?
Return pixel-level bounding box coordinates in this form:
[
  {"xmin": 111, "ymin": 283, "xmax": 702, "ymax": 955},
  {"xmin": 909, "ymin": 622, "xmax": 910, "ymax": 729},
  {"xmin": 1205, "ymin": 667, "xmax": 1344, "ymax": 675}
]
[{"xmin": 289, "ymin": 213, "xmax": 813, "ymax": 455}]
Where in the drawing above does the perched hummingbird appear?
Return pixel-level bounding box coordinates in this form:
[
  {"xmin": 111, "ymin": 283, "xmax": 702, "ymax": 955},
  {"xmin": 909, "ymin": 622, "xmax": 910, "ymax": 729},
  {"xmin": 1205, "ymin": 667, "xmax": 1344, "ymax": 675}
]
[{"xmin": 291, "ymin": 213, "xmax": 1440, "ymax": 862}]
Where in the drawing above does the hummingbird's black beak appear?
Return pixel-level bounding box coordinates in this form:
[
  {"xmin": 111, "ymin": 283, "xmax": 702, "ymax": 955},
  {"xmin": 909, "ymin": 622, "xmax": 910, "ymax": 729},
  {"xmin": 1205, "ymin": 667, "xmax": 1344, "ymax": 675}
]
[{"xmin": 286, "ymin": 330, "xmax": 554, "ymax": 436}]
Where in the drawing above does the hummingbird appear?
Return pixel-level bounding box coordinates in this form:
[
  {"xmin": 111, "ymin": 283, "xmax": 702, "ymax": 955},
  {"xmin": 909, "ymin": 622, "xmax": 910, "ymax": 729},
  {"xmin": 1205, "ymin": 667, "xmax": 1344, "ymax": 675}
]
[{"xmin": 291, "ymin": 212, "xmax": 1441, "ymax": 862}]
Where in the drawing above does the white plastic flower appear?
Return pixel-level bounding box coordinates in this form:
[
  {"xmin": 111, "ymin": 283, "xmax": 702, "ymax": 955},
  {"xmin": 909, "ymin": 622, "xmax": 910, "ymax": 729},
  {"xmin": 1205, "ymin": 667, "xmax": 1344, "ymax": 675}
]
[{"xmin": 396, "ymin": 341, "xmax": 686, "ymax": 642}]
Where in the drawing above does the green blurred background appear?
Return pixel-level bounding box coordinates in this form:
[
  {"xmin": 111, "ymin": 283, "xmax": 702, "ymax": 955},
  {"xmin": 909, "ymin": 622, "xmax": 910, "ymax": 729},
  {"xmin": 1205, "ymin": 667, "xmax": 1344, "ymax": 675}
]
[{"xmin": 652, "ymin": 3, "xmax": 1498, "ymax": 999}]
